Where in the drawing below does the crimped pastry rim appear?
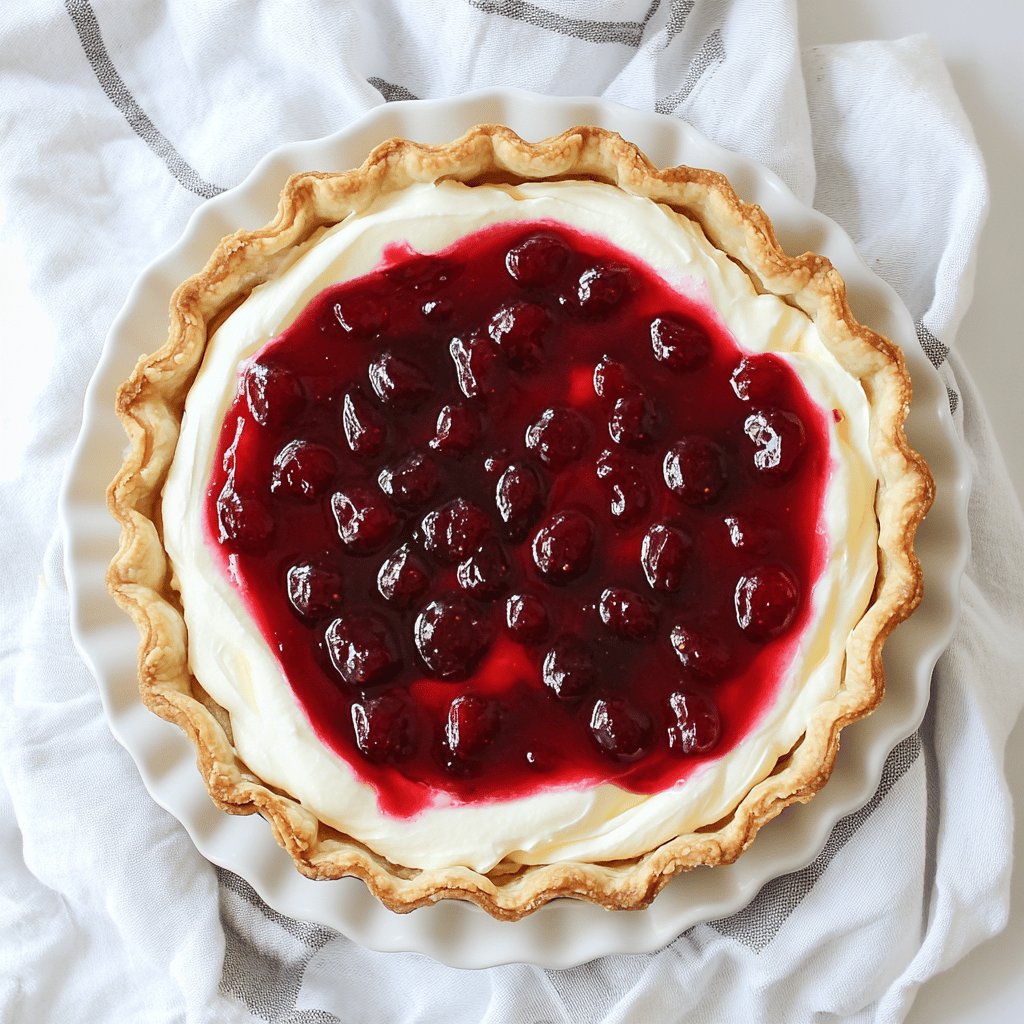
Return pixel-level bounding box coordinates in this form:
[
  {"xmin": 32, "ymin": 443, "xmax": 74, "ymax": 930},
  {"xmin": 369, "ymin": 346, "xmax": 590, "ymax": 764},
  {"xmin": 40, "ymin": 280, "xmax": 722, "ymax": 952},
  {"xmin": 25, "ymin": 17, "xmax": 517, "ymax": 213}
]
[{"xmin": 106, "ymin": 124, "xmax": 934, "ymax": 920}]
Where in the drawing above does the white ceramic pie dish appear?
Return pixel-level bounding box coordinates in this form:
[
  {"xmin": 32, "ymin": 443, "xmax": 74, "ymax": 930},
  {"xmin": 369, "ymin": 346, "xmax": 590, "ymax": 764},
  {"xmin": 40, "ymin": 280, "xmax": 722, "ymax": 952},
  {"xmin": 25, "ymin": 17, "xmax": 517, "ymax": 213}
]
[{"xmin": 61, "ymin": 89, "xmax": 969, "ymax": 969}]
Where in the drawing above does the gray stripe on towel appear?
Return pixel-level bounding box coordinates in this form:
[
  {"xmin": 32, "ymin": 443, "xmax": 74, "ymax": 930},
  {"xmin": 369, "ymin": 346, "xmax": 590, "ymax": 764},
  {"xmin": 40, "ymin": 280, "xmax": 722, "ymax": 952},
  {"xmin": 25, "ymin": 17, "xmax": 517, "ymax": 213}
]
[
  {"xmin": 468, "ymin": 0, "xmax": 661, "ymax": 47},
  {"xmin": 63, "ymin": 0, "xmax": 225, "ymax": 199}
]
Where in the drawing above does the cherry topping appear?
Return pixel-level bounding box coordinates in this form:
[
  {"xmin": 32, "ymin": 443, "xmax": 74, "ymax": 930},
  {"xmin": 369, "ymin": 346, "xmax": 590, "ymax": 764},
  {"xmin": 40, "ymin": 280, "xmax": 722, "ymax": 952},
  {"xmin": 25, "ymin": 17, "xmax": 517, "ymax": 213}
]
[
  {"xmin": 731, "ymin": 355, "xmax": 786, "ymax": 403},
  {"xmin": 488, "ymin": 301, "xmax": 551, "ymax": 370},
  {"xmin": 421, "ymin": 498, "xmax": 491, "ymax": 562},
  {"xmin": 203, "ymin": 219, "xmax": 829, "ymax": 815},
  {"xmin": 377, "ymin": 544, "xmax": 429, "ymax": 607},
  {"xmin": 377, "ymin": 451, "xmax": 440, "ymax": 508},
  {"xmin": 270, "ymin": 440, "xmax": 336, "ymax": 500},
  {"xmin": 641, "ymin": 523, "xmax": 691, "ymax": 592},
  {"xmin": 243, "ymin": 362, "xmax": 304, "ymax": 428},
  {"xmin": 608, "ymin": 391, "xmax": 658, "ymax": 449},
  {"xmin": 667, "ymin": 690, "xmax": 721, "ymax": 755},
  {"xmin": 430, "ymin": 403, "xmax": 481, "ymax": 454},
  {"xmin": 589, "ymin": 698, "xmax": 652, "ymax": 761},
  {"xmin": 663, "ymin": 437, "xmax": 728, "ymax": 505},
  {"xmin": 341, "ymin": 388, "xmax": 387, "ymax": 457},
  {"xmin": 216, "ymin": 484, "xmax": 273, "ymax": 551},
  {"xmin": 542, "ymin": 637, "xmax": 597, "ymax": 699},
  {"xmin": 326, "ymin": 612, "xmax": 401, "ymax": 687},
  {"xmin": 744, "ymin": 408, "xmax": 806, "ymax": 476},
  {"xmin": 368, "ymin": 352, "xmax": 432, "ymax": 410},
  {"xmin": 456, "ymin": 537, "xmax": 511, "ymax": 598},
  {"xmin": 506, "ymin": 233, "xmax": 570, "ymax": 286},
  {"xmin": 351, "ymin": 692, "xmax": 414, "ymax": 763},
  {"xmin": 333, "ymin": 294, "xmax": 388, "ymax": 336},
  {"xmin": 444, "ymin": 695, "xmax": 500, "ymax": 762},
  {"xmin": 595, "ymin": 449, "xmax": 651, "ymax": 523},
  {"xmin": 525, "ymin": 407, "xmax": 588, "ymax": 469},
  {"xmin": 505, "ymin": 593, "xmax": 549, "ymax": 644},
  {"xmin": 414, "ymin": 595, "xmax": 491, "ymax": 680},
  {"xmin": 593, "ymin": 356, "xmax": 632, "ymax": 402},
  {"xmin": 532, "ymin": 510, "xmax": 594, "ymax": 582},
  {"xmin": 735, "ymin": 566, "xmax": 801, "ymax": 640},
  {"xmin": 331, "ymin": 487, "xmax": 398, "ymax": 553},
  {"xmin": 286, "ymin": 559, "xmax": 344, "ymax": 620},
  {"xmin": 495, "ymin": 462, "xmax": 544, "ymax": 540},
  {"xmin": 669, "ymin": 625, "xmax": 731, "ymax": 680},
  {"xmin": 449, "ymin": 333, "xmax": 501, "ymax": 399},
  {"xmin": 650, "ymin": 315, "xmax": 710, "ymax": 371},
  {"xmin": 598, "ymin": 587, "xmax": 657, "ymax": 640},
  {"xmin": 575, "ymin": 263, "xmax": 634, "ymax": 315}
]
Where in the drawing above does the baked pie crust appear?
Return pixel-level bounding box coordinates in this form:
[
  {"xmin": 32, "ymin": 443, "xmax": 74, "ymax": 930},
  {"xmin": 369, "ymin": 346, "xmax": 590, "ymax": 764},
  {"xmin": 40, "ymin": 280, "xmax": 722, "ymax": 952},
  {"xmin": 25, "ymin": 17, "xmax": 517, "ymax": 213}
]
[{"xmin": 107, "ymin": 124, "xmax": 933, "ymax": 920}]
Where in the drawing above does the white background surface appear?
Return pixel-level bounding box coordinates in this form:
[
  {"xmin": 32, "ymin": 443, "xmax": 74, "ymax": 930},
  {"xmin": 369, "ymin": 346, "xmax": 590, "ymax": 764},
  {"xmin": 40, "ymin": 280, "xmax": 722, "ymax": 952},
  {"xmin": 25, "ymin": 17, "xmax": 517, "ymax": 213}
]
[{"xmin": 799, "ymin": 3, "xmax": 1024, "ymax": 1021}]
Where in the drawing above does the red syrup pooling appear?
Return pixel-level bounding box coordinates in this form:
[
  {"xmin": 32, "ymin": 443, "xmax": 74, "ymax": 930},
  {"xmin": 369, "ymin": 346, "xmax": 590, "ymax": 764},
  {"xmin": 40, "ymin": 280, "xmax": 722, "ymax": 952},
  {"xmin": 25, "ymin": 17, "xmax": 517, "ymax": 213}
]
[{"xmin": 204, "ymin": 221, "xmax": 831, "ymax": 817}]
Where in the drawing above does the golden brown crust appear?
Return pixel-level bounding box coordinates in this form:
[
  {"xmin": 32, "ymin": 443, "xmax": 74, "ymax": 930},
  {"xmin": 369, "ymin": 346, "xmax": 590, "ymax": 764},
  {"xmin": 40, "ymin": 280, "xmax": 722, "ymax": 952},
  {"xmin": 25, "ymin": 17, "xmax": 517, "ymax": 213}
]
[{"xmin": 106, "ymin": 124, "xmax": 934, "ymax": 920}]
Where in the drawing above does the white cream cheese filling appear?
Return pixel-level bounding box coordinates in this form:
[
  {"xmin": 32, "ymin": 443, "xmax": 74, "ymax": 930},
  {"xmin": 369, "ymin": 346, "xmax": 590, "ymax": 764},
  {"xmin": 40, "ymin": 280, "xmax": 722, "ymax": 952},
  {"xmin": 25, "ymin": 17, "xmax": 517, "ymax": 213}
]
[{"xmin": 163, "ymin": 180, "xmax": 878, "ymax": 873}]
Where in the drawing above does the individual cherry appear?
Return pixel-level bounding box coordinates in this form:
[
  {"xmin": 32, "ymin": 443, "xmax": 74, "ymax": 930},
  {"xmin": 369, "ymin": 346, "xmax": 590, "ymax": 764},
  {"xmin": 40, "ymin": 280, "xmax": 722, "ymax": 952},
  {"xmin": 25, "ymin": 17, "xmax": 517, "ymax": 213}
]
[
  {"xmin": 488, "ymin": 301, "xmax": 551, "ymax": 370},
  {"xmin": 340, "ymin": 388, "xmax": 387, "ymax": 457},
  {"xmin": 589, "ymin": 698, "xmax": 652, "ymax": 760},
  {"xmin": 598, "ymin": 587, "xmax": 657, "ymax": 640},
  {"xmin": 376, "ymin": 544, "xmax": 429, "ymax": 607},
  {"xmin": 593, "ymin": 356, "xmax": 632, "ymax": 402},
  {"xmin": 531, "ymin": 510, "xmax": 594, "ymax": 582},
  {"xmin": 443, "ymin": 695, "xmax": 500, "ymax": 762},
  {"xmin": 325, "ymin": 612, "xmax": 401, "ymax": 687},
  {"xmin": 331, "ymin": 487, "xmax": 398, "ymax": 553},
  {"xmin": 385, "ymin": 254, "xmax": 458, "ymax": 293},
  {"xmin": 505, "ymin": 593, "xmax": 550, "ymax": 644},
  {"xmin": 351, "ymin": 692, "xmax": 414, "ymax": 763},
  {"xmin": 735, "ymin": 566, "xmax": 801, "ymax": 640},
  {"xmin": 377, "ymin": 451, "xmax": 440, "ymax": 508},
  {"xmin": 332, "ymin": 293, "xmax": 389, "ymax": 335},
  {"xmin": 596, "ymin": 449, "xmax": 651, "ymax": 523},
  {"xmin": 243, "ymin": 361, "xmax": 305, "ymax": 429},
  {"xmin": 525, "ymin": 407, "xmax": 588, "ymax": 469},
  {"xmin": 429, "ymin": 402, "xmax": 481, "ymax": 454},
  {"xmin": 421, "ymin": 498, "xmax": 491, "ymax": 563},
  {"xmin": 723, "ymin": 514, "xmax": 774, "ymax": 554},
  {"xmin": 270, "ymin": 440, "xmax": 337, "ymax": 500},
  {"xmin": 368, "ymin": 351, "xmax": 432, "ymax": 410},
  {"xmin": 574, "ymin": 263, "xmax": 634, "ymax": 315},
  {"xmin": 608, "ymin": 391, "xmax": 658, "ymax": 449},
  {"xmin": 215, "ymin": 483, "xmax": 273, "ymax": 551},
  {"xmin": 641, "ymin": 523, "xmax": 691, "ymax": 592},
  {"xmin": 744, "ymin": 408, "xmax": 806, "ymax": 476},
  {"xmin": 414, "ymin": 594, "xmax": 491, "ymax": 680},
  {"xmin": 285, "ymin": 559, "xmax": 344, "ymax": 620},
  {"xmin": 666, "ymin": 690, "xmax": 721, "ymax": 755},
  {"xmin": 730, "ymin": 355, "xmax": 786, "ymax": 403},
  {"xmin": 449, "ymin": 333, "xmax": 502, "ymax": 399},
  {"xmin": 669, "ymin": 625, "xmax": 731, "ymax": 680},
  {"xmin": 505, "ymin": 232, "xmax": 570, "ymax": 286},
  {"xmin": 663, "ymin": 437, "xmax": 728, "ymax": 505},
  {"xmin": 421, "ymin": 297, "xmax": 455, "ymax": 322},
  {"xmin": 650, "ymin": 315, "xmax": 710, "ymax": 371},
  {"xmin": 495, "ymin": 462, "xmax": 544, "ymax": 540},
  {"xmin": 456, "ymin": 537, "xmax": 511, "ymax": 598},
  {"xmin": 542, "ymin": 637, "xmax": 597, "ymax": 699}
]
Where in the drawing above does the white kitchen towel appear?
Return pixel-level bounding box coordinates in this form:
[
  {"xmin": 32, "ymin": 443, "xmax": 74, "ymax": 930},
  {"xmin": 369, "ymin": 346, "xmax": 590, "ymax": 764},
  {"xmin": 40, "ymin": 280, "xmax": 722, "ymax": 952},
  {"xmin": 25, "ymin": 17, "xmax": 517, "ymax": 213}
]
[{"xmin": 2, "ymin": 2, "xmax": 1022, "ymax": 1022}]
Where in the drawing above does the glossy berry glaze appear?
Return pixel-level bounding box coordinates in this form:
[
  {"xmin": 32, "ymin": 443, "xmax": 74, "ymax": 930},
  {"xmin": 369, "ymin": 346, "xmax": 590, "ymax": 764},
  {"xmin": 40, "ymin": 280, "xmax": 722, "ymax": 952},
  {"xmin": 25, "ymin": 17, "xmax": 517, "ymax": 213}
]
[{"xmin": 205, "ymin": 221, "xmax": 831, "ymax": 816}]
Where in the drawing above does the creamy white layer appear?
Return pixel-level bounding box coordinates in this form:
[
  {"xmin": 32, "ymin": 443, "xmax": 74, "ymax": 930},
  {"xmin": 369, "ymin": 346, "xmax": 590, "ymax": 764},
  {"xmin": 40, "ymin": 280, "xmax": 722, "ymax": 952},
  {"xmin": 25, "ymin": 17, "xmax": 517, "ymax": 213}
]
[{"xmin": 163, "ymin": 180, "xmax": 878, "ymax": 873}]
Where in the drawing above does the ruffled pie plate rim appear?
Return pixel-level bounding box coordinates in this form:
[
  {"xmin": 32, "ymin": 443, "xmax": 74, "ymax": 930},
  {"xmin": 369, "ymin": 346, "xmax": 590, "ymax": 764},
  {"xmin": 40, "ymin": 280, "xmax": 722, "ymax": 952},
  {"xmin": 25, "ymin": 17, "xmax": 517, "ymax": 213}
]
[{"xmin": 62, "ymin": 89, "xmax": 969, "ymax": 969}]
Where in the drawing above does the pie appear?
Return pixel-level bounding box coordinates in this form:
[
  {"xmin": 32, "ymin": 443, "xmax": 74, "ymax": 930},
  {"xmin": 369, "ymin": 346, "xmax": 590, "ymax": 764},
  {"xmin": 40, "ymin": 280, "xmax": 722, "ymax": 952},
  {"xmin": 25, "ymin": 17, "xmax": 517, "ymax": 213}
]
[{"xmin": 106, "ymin": 124, "xmax": 933, "ymax": 920}]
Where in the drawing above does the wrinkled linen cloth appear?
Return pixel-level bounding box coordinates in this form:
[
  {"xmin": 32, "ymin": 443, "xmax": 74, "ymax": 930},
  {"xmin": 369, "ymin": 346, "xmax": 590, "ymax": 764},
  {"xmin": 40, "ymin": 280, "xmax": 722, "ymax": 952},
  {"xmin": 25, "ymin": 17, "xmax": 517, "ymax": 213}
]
[{"xmin": 2, "ymin": 2, "xmax": 1022, "ymax": 1022}]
